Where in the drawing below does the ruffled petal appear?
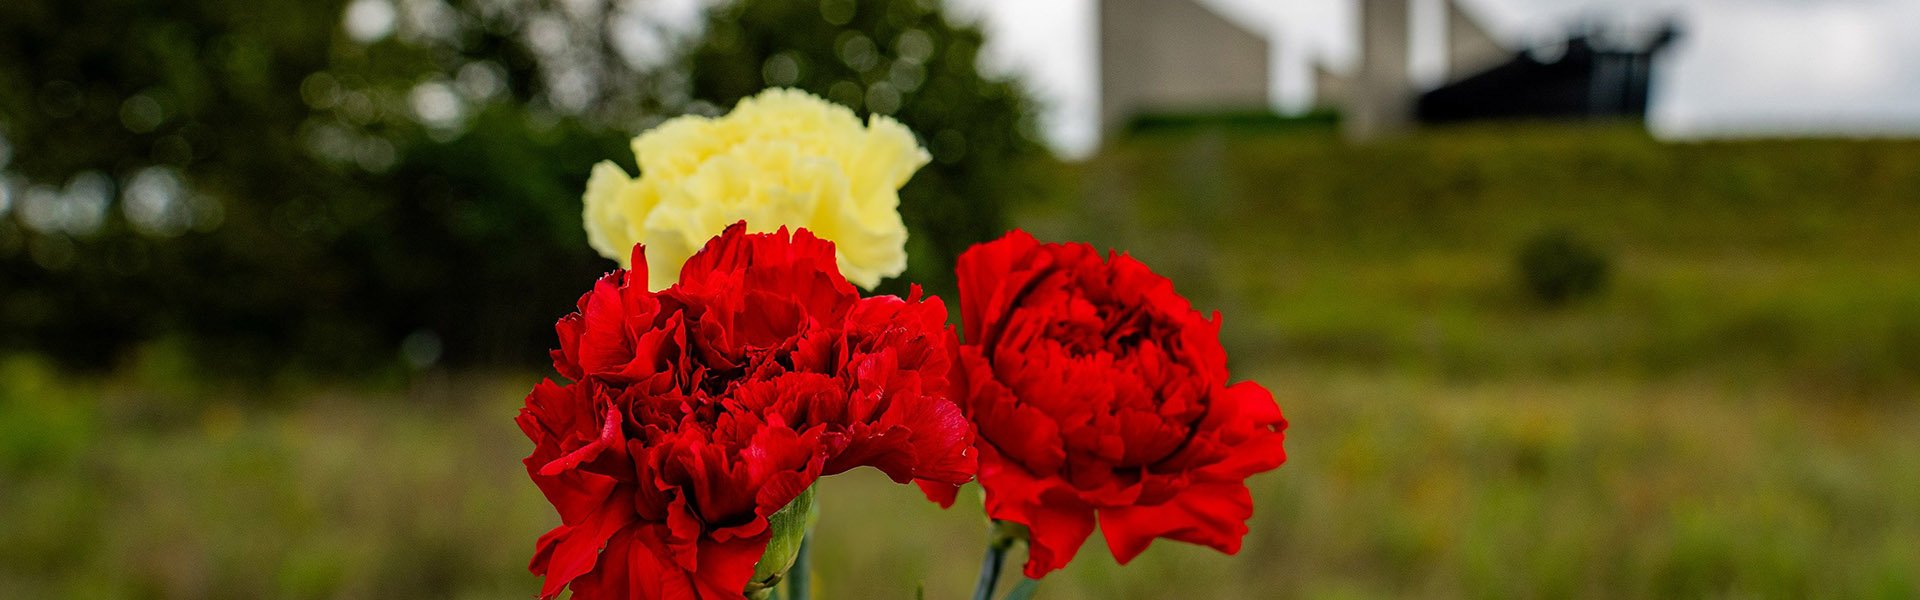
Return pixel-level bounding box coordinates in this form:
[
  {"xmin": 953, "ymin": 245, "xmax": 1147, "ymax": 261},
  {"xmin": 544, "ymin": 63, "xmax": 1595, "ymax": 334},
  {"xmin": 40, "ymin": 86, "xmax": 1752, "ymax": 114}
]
[
  {"xmin": 1010, "ymin": 498, "xmax": 1095, "ymax": 579},
  {"xmin": 946, "ymin": 229, "xmax": 1289, "ymax": 574},
  {"xmin": 1096, "ymin": 481, "xmax": 1255, "ymax": 565},
  {"xmin": 523, "ymin": 223, "xmax": 974, "ymax": 598}
]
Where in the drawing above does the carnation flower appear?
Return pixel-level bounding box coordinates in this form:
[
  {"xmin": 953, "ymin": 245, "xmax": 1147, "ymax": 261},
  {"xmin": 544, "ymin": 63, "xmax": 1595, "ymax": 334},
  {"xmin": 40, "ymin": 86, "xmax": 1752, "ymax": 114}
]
[
  {"xmin": 582, "ymin": 88, "xmax": 929, "ymax": 290},
  {"xmin": 932, "ymin": 230, "xmax": 1289, "ymax": 579},
  {"xmin": 519, "ymin": 223, "xmax": 972, "ymax": 599}
]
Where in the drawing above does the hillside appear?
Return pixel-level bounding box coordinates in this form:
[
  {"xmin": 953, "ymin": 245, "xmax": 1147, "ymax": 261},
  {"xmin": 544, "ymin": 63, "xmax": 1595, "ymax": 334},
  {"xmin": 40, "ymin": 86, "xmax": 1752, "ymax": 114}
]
[{"xmin": 1022, "ymin": 124, "xmax": 1920, "ymax": 395}]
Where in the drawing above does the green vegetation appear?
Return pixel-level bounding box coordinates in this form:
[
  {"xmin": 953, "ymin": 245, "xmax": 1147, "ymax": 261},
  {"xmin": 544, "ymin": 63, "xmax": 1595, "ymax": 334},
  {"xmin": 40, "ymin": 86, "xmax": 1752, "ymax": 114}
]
[
  {"xmin": 0, "ymin": 357, "xmax": 553, "ymax": 599},
  {"xmin": 1516, "ymin": 228, "xmax": 1612, "ymax": 306},
  {"xmin": 0, "ymin": 0, "xmax": 1049, "ymax": 372},
  {"xmin": 1123, "ymin": 109, "xmax": 1339, "ymax": 137},
  {"xmin": 5, "ymin": 357, "xmax": 1915, "ymax": 598},
  {"xmin": 1026, "ymin": 124, "xmax": 1920, "ymax": 395},
  {"xmin": 6, "ymin": 124, "xmax": 1920, "ymax": 598}
]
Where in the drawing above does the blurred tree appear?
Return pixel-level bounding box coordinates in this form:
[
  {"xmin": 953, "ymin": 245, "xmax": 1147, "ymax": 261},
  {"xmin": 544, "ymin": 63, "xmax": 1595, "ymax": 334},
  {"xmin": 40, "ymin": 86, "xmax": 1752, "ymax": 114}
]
[
  {"xmin": 682, "ymin": 0, "xmax": 1056, "ymax": 298},
  {"xmin": 0, "ymin": 0, "xmax": 674, "ymax": 372},
  {"xmin": 0, "ymin": 0, "xmax": 1054, "ymax": 376}
]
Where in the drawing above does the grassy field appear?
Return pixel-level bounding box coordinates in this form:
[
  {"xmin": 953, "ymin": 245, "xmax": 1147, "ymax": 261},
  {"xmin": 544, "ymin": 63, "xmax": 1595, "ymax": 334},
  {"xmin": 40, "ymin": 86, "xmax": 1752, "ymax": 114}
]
[
  {"xmin": 5, "ymin": 124, "xmax": 1920, "ymax": 598},
  {"xmin": 4, "ymin": 360, "xmax": 1916, "ymax": 599},
  {"xmin": 1026, "ymin": 124, "xmax": 1920, "ymax": 394}
]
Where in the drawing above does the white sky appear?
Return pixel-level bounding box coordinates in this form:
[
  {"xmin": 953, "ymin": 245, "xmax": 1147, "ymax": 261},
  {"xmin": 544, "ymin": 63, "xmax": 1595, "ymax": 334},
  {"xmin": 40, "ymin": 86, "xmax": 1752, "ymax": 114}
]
[{"xmin": 945, "ymin": 0, "xmax": 1920, "ymax": 157}]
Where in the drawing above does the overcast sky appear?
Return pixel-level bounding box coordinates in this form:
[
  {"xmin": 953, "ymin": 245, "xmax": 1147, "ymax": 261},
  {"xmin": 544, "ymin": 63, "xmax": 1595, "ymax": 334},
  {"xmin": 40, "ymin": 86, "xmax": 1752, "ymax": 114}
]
[{"xmin": 946, "ymin": 0, "xmax": 1920, "ymax": 156}]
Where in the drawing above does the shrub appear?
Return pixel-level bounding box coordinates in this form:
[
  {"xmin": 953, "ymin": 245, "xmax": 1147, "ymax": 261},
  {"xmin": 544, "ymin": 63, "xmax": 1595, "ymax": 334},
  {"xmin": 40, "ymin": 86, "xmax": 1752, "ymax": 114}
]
[{"xmin": 1517, "ymin": 229, "xmax": 1610, "ymax": 306}]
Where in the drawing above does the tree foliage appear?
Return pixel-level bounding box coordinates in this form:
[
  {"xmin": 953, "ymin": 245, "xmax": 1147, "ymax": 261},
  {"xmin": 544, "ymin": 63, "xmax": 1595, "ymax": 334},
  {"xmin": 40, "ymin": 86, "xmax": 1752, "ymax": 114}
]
[
  {"xmin": 0, "ymin": 0, "xmax": 1052, "ymax": 375},
  {"xmin": 0, "ymin": 0, "xmax": 645, "ymax": 371},
  {"xmin": 684, "ymin": 0, "xmax": 1055, "ymax": 298}
]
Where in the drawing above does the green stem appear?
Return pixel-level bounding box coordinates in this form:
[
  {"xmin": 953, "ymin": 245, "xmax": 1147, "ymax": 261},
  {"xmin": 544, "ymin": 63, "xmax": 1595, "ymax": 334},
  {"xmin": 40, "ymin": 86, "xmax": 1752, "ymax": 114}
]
[
  {"xmin": 971, "ymin": 539, "xmax": 1007, "ymax": 600},
  {"xmin": 1003, "ymin": 577, "xmax": 1041, "ymax": 600},
  {"xmin": 786, "ymin": 532, "xmax": 812, "ymax": 600}
]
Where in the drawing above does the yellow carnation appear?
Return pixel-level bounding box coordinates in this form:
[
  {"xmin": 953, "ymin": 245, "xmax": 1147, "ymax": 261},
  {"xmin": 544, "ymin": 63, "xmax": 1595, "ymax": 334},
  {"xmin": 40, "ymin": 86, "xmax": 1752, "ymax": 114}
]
[{"xmin": 582, "ymin": 88, "xmax": 930, "ymax": 290}]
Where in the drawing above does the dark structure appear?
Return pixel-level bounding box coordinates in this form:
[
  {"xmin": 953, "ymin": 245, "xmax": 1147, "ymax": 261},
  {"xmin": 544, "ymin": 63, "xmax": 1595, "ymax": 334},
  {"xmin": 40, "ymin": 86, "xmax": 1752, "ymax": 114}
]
[{"xmin": 1417, "ymin": 23, "xmax": 1681, "ymax": 124}]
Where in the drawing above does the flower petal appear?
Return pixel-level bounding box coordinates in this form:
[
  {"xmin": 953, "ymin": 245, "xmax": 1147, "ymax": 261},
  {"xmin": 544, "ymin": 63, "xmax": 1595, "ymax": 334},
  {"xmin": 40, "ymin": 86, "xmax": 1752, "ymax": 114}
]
[{"xmin": 1096, "ymin": 481, "xmax": 1255, "ymax": 565}]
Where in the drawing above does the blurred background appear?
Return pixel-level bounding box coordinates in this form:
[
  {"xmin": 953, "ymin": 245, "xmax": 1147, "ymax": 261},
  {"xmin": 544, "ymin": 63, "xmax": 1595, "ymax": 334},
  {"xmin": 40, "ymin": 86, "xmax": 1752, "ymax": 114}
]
[{"xmin": 3, "ymin": 0, "xmax": 1918, "ymax": 597}]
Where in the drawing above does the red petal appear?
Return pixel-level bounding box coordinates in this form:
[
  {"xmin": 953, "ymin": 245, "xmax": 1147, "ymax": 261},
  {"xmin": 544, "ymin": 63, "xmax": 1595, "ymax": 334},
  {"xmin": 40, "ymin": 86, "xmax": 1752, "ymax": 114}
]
[
  {"xmin": 692, "ymin": 534, "xmax": 773, "ymax": 599},
  {"xmin": 973, "ymin": 445, "xmax": 1094, "ymax": 578},
  {"xmin": 916, "ymin": 480, "xmax": 962, "ymax": 508},
  {"xmin": 1095, "ymin": 481, "xmax": 1255, "ymax": 565},
  {"xmin": 532, "ymin": 495, "xmax": 637, "ymax": 599},
  {"xmin": 1014, "ymin": 499, "xmax": 1095, "ymax": 579},
  {"xmin": 539, "ymin": 404, "xmax": 624, "ymax": 476},
  {"xmin": 565, "ymin": 525, "xmax": 699, "ymax": 600},
  {"xmin": 953, "ymin": 229, "xmax": 1045, "ymax": 348},
  {"xmin": 577, "ymin": 274, "xmax": 635, "ymax": 375}
]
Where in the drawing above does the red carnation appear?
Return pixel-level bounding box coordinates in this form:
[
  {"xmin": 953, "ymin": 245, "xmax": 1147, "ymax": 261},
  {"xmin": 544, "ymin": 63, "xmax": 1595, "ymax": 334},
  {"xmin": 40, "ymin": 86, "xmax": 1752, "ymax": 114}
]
[
  {"xmin": 936, "ymin": 230, "xmax": 1288, "ymax": 579},
  {"xmin": 518, "ymin": 222, "xmax": 973, "ymax": 600}
]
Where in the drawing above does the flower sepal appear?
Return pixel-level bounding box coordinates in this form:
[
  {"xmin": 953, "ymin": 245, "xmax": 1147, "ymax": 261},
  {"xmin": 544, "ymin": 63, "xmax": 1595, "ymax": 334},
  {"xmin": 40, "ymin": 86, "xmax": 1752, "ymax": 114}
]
[{"xmin": 746, "ymin": 485, "xmax": 819, "ymax": 599}]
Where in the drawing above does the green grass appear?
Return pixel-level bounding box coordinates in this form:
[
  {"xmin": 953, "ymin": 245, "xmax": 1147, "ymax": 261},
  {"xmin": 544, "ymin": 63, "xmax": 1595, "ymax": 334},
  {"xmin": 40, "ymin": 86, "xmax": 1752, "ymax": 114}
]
[
  {"xmin": 4, "ymin": 356, "xmax": 1916, "ymax": 598},
  {"xmin": 0, "ymin": 358, "xmax": 554, "ymax": 599},
  {"xmin": 1022, "ymin": 124, "xmax": 1920, "ymax": 393},
  {"xmin": 822, "ymin": 368, "xmax": 1920, "ymax": 600}
]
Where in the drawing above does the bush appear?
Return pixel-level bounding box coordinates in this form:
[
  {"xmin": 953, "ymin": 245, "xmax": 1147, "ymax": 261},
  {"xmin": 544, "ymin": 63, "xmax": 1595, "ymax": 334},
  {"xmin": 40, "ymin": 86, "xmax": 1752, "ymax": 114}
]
[{"xmin": 1517, "ymin": 229, "xmax": 1610, "ymax": 306}]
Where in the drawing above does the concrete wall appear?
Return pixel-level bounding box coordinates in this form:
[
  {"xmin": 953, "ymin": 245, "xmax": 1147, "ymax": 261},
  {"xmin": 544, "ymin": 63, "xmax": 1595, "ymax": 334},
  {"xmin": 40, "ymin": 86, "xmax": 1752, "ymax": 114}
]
[
  {"xmin": 1315, "ymin": 0, "xmax": 1509, "ymax": 114},
  {"xmin": 1347, "ymin": 0, "xmax": 1412, "ymax": 140},
  {"xmin": 1446, "ymin": 0, "xmax": 1508, "ymax": 81},
  {"xmin": 1099, "ymin": 0, "xmax": 1270, "ymax": 132},
  {"xmin": 1314, "ymin": 63, "xmax": 1351, "ymax": 111}
]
